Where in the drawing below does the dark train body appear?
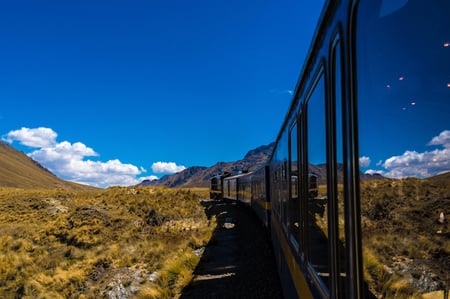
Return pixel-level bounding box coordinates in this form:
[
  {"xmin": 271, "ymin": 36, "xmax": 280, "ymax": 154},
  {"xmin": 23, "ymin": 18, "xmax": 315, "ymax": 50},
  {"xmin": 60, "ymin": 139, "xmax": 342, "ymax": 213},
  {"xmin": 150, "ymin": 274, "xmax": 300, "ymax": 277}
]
[{"xmin": 211, "ymin": 0, "xmax": 449, "ymax": 298}]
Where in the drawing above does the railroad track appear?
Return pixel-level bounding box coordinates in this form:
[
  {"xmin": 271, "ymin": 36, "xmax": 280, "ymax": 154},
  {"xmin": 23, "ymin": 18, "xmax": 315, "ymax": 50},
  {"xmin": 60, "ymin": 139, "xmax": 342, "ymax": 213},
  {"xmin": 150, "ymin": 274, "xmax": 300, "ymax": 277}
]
[{"xmin": 180, "ymin": 199, "xmax": 283, "ymax": 299}]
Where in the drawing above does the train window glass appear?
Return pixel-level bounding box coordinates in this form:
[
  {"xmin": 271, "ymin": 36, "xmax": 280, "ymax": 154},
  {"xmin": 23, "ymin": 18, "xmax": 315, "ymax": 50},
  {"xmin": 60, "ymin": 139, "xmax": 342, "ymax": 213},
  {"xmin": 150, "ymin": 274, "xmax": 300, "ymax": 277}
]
[
  {"xmin": 277, "ymin": 165, "xmax": 282, "ymax": 217},
  {"xmin": 276, "ymin": 131, "xmax": 289, "ymax": 229},
  {"xmin": 357, "ymin": 1, "xmax": 450, "ymax": 297},
  {"xmin": 271, "ymin": 138, "xmax": 288, "ymax": 219},
  {"xmin": 282, "ymin": 158, "xmax": 289, "ymax": 228},
  {"xmin": 230, "ymin": 179, "xmax": 236, "ymax": 200},
  {"xmin": 270, "ymin": 167, "xmax": 276, "ymax": 216},
  {"xmin": 333, "ymin": 39, "xmax": 347, "ymax": 296},
  {"xmin": 289, "ymin": 121, "xmax": 301, "ymax": 249},
  {"xmin": 307, "ymin": 73, "xmax": 330, "ymax": 290}
]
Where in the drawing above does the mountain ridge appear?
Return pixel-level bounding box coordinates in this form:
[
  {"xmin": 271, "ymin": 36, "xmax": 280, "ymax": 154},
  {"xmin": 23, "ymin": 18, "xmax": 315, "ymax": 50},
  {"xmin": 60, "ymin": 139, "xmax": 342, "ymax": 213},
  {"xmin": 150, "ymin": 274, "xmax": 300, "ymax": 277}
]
[
  {"xmin": 138, "ymin": 141, "xmax": 390, "ymax": 188},
  {"xmin": 139, "ymin": 142, "xmax": 275, "ymax": 188}
]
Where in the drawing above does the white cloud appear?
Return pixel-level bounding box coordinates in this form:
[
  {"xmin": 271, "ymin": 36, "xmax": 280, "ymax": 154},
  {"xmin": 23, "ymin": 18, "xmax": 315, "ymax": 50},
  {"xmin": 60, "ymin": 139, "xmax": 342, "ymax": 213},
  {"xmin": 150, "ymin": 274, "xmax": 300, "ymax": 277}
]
[
  {"xmin": 359, "ymin": 156, "xmax": 371, "ymax": 168},
  {"xmin": 270, "ymin": 89, "xmax": 293, "ymax": 95},
  {"xmin": 151, "ymin": 161, "xmax": 186, "ymax": 174},
  {"xmin": 364, "ymin": 169, "xmax": 385, "ymax": 176},
  {"xmin": 428, "ymin": 130, "xmax": 450, "ymax": 148},
  {"xmin": 139, "ymin": 175, "xmax": 159, "ymax": 182},
  {"xmin": 383, "ymin": 148, "xmax": 450, "ymax": 178},
  {"xmin": 365, "ymin": 130, "xmax": 450, "ymax": 179},
  {"xmin": 3, "ymin": 127, "xmax": 57, "ymax": 148},
  {"xmin": 4, "ymin": 127, "xmax": 149, "ymax": 188},
  {"xmin": 29, "ymin": 141, "xmax": 98, "ymax": 164}
]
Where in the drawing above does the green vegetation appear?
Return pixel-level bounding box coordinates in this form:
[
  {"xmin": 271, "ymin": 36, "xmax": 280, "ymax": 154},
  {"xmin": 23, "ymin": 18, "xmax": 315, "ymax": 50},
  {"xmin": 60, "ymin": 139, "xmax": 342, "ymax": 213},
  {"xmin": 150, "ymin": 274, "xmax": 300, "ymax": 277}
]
[
  {"xmin": 0, "ymin": 187, "xmax": 214, "ymax": 298},
  {"xmin": 361, "ymin": 173, "xmax": 450, "ymax": 298}
]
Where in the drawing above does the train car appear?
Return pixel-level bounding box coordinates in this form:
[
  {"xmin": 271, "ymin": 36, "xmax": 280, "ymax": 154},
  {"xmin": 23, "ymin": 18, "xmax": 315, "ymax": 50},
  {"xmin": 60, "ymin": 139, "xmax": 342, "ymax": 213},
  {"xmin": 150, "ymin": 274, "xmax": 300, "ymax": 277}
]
[
  {"xmin": 251, "ymin": 165, "xmax": 271, "ymax": 228},
  {"xmin": 209, "ymin": 172, "xmax": 233, "ymax": 200},
  {"xmin": 222, "ymin": 172, "xmax": 253, "ymax": 205},
  {"xmin": 237, "ymin": 172, "xmax": 252, "ymax": 205},
  {"xmin": 211, "ymin": 1, "xmax": 449, "ymax": 298},
  {"xmin": 209, "ymin": 174, "xmax": 223, "ymax": 200},
  {"xmin": 268, "ymin": 0, "xmax": 449, "ymax": 298},
  {"xmin": 222, "ymin": 173, "xmax": 236, "ymax": 201}
]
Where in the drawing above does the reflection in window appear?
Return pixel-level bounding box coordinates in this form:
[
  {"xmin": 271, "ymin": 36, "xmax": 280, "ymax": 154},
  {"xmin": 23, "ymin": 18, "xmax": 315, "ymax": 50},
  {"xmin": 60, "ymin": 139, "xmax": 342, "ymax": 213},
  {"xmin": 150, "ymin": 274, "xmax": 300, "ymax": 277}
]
[
  {"xmin": 272, "ymin": 131, "xmax": 289, "ymax": 221},
  {"xmin": 307, "ymin": 73, "xmax": 330, "ymax": 290},
  {"xmin": 357, "ymin": 0, "xmax": 450, "ymax": 297},
  {"xmin": 333, "ymin": 39, "xmax": 347, "ymax": 297},
  {"xmin": 289, "ymin": 121, "xmax": 301, "ymax": 249},
  {"xmin": 282, "ymin": 159, "xmax": 288, "ymax": 227}
]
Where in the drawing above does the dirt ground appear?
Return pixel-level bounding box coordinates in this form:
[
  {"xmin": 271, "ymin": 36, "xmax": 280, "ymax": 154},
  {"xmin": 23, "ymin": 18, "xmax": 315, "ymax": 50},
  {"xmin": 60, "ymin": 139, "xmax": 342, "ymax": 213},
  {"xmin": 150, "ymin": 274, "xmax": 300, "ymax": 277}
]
[{"xmin": 180, "ymin": 199, "xmax": 284, "ymax": 299}]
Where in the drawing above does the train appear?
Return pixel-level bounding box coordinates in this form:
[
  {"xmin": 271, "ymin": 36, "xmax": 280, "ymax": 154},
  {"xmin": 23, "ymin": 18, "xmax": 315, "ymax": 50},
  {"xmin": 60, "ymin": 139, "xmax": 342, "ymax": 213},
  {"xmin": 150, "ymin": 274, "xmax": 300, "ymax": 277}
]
[{"xmin": 211, "ymin": 0, "xmax": 450, "ymax": 298}]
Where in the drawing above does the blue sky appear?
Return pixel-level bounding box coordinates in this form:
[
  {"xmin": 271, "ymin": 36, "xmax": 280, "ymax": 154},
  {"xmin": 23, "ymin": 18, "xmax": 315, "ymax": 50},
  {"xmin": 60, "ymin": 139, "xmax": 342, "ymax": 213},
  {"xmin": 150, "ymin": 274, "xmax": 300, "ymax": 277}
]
[{"xmin": 0, "ymin": 0, "xmax": 325, "ymax": 187}]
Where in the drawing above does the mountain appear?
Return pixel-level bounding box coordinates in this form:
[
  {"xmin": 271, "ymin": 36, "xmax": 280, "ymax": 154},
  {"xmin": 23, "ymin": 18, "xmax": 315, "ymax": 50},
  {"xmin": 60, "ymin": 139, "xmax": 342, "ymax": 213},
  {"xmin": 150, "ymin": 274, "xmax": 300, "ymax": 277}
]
[
  {"xmin": 138, "ymin": 141, "xmax": 389, "ymax": 188},
  {"xmin": 139, "ymin": 142, "xmax": 275, "ymax": 188},
  {"xmin": 0, "ymin": 141, "xmax": 93, "ymax": 190}
]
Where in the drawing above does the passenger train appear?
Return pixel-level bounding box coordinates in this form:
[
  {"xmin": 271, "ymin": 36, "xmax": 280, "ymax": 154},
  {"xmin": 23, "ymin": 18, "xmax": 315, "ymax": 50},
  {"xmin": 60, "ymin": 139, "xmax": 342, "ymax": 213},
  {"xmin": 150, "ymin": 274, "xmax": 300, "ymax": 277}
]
[{"xmin": 211, "ymin": 0, "xmax": 450, "ymax": 298}]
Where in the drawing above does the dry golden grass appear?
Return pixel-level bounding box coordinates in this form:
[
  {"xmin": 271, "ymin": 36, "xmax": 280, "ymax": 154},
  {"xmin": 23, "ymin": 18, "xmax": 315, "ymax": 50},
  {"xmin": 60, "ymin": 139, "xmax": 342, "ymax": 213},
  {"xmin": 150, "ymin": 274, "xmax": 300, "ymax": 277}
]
[{"xmin": 0, "ymin": 187, "xmax": 214, "ymax": 298}]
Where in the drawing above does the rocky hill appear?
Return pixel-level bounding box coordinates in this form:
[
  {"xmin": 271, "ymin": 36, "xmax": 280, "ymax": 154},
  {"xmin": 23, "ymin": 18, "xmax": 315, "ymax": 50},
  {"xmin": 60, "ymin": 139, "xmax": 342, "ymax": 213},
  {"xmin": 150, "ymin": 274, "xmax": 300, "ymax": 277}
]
[
  {"xmin": 139, "ymin": 142, "xmax": 275, "ymax": 188},
  {"xmin": 0, "ymin": 141, "xmax": 92, "ymax": 190}
]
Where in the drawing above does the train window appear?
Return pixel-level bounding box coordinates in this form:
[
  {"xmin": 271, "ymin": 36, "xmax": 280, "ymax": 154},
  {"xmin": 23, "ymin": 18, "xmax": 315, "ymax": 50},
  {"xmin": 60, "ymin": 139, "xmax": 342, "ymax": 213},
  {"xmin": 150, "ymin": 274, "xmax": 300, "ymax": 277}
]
[
  {"xmin": 306, "ymin": 72, "xmax": 330, "ymax": 290},
  {"xmin": 289, "ymin": 121, "xmax": 301, "ymax": 249},
  {"xmin": 271, "ymin": 136, "xmax": 288, "ymax": 219},
  {"xmin": 277, "ymin": 165, "xmax": 282, "ymax": 218},
  {"xmin": 276, "ymin": 131, "xmax": 289, "ymax": 229},
  {"xmin": 357, "ymin": 1, "xmax": 450, "ymax": 297},
  {"xmin": 281, "ymin": 158, "xmax": 289, "ymax": 228},
  {"xmin": 332, "ymin": 38, "xmax": 347, "ymax": 297}
]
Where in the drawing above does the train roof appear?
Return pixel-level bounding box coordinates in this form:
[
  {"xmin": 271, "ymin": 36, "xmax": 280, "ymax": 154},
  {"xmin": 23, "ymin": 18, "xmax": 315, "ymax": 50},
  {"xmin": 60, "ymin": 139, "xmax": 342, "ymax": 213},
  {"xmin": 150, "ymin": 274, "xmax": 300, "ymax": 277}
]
[
  {"xmin": 209, "ymin": 171, "xmax": 234, "ymax": 181},
  {"xmin": 223, "ymin": 171, "xmax": 253, "ymax": 180},
  {"xmin": 268, "ymin": 1, "xmax": 331, "ymax": 163}
]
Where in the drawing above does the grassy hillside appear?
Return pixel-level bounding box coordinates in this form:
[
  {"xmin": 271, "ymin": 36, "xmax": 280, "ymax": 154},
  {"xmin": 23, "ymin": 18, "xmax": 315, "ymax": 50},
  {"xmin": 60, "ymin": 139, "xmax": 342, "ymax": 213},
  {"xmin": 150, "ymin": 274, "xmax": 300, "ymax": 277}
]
[
  {"xmin": 0, "ymin": 141, "xmax": 90, "ymax": 190},
  {"xmin": 0, "ymin": 187, "xmax": 213, "ymax": 298}
]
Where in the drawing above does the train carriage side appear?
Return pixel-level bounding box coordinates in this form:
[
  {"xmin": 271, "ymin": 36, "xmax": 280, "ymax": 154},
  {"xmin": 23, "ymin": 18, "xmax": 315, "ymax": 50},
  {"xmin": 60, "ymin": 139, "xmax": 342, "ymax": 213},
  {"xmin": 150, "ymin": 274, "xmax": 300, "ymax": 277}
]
[
  {"xmin": 209, "ymin": 175, "xmax": 223, "ymax": 200},
  {"xmin": 209, "ymin": 172, "xmax": 233, "ymax": 200},
  {"xmin": 223, "ymin": 172, "xmax": 252, "ymax": 203},
  {"xmin": 268, "ymin": 1, "xmax": 359, "ymax": 298},
  {"xmin": 223, "ymin": 175, "xmax": 237, "ymax": 201},
  {"xmin": 237, "ymin": 172, "xmax": 252, "ymax": 205},
  {"xmin": 268, "ymin": 0, "xmax": 450, "ymax": 298},
  {"xmin": 251, "ymin": 165, "xmax": 271, "ymax": 228},
  {"xmin": 222, "ymin": 175, "xmax": 232, "ymax": 200}
]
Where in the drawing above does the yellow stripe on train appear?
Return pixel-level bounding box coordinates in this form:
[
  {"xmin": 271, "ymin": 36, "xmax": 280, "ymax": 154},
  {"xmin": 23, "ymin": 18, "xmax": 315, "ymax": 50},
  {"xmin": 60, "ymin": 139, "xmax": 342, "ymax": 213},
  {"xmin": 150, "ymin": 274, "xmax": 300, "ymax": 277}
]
[
  {"xmin": 272, "ymin": 213, "xmax": 314, "ymax": 299},
  {"xmin": 252, "ymin": 198, "xmax": 270, "ymax": 210}
]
